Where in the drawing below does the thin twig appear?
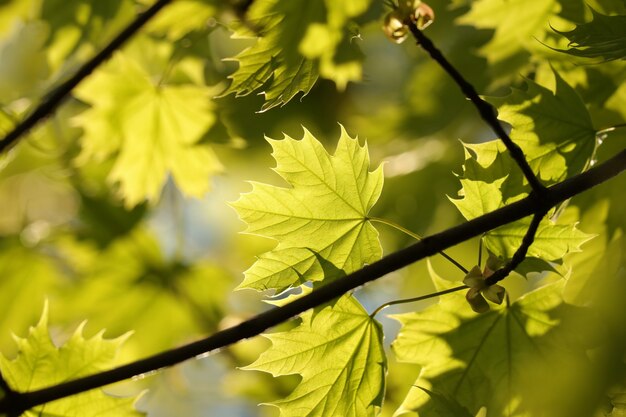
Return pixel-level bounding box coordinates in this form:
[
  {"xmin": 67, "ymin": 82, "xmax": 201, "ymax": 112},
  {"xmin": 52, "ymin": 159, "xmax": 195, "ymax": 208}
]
[
  {"xmin": 370, "ymin": 285, "xmax": 467, "ymax": 317},
  {"xmin": 405, "ymin": 21, "xmax": 547, "ymax": 196},
  {"xmin": 0, "ymin": 0, "xmax": 173, "ymax": 154},
  {"xmin": 0, "ymin": 148, "xmax": 623, "ymax": 416},
  {"xmin": 485, "ymin": 210, "xmax": 546, "ymax": 286}
]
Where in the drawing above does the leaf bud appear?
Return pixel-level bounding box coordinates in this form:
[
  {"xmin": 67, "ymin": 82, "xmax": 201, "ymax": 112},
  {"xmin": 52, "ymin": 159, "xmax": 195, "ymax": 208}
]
[
  {"xmin": 466, "ymin": 287, "xmax": 490, "ymax": 313},
  {"xmin": 383, "ymin": 10, "xmax": 409, "ymax": 43},
  {"xmin": 413, "ymin": 2, "xmax": 435, "ymax": 30},
  {"xmin": 463, "ymin": 264, "xmax": 506, "ymax": 312},
  {"xmin": 482, "ymin": 285, "xmax": 506, "ymax": 305}
]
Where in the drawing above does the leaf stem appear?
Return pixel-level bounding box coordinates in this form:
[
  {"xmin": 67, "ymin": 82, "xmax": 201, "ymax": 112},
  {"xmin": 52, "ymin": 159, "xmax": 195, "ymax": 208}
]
[
  {"xmin": 370, "ymin": 285, "xmax": 467, "ymax": 317},
  {"xmin": 596, "ymin": 123, "xmax": 626, "ymax": 137},
  {"xmin": 370, "ymin": 217, "xmax": 469, "ymax": 273},
  {"xmin": 405, "ymin": 21, "xmax": 547, "ymax": 197}
]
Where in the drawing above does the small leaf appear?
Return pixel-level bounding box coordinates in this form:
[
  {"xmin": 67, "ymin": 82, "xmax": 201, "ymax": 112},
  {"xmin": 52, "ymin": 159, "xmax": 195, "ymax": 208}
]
[
  {"xmin": 382, "ymin": 1, "xmax": 435, "ymax": 44},
  {"xmin": 244, "ymin": 294, "xmax": 386, "ymax": 417},
  {"xmin": 462, "ymin": 265, "xmax": 485, "ymax": 289},
  {"xmin": 414, "ymin": 3, "xmax": 435, "ymax": 30},
  {"xmin": 231, "ymin": 126, "xmax": 383, "ymax": 293},
  {"xmin": 383, "ymin": 10, "xmax": 409, "ymax": 44},
  {"xmin": 482, "ymin": 284, "xmax": 505, "ymax": 304},
  {"xmin": 465, "ymin": 287, "xmax": 489, "ymax": 313},
  {"xmin": 0, "ymin": 306, "xmax": 143, "ymax": 416},
  {"xmin": 462, "ymin": 265, "xmax": 505, "ymax": 311}
]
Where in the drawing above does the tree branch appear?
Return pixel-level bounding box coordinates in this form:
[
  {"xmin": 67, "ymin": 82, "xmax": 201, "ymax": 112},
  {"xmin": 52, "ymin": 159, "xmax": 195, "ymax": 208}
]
[
  {"xmin": 0, "ymin": 374, "xmax": 14, "ymax": 396},
  {"xmin": 485, "ymin": 210, "xmax": 546, "ymax": 286},
  {"xmin": 0, "ymin": 0, "xmax": 172, "ymax": 154},
  {"xmin": 0, "ymin": 148, "xmax": 623, "ymax": 416},
  {"xmin": 405, "ymin": 21, "xmax": 547, "ymax": 196}
]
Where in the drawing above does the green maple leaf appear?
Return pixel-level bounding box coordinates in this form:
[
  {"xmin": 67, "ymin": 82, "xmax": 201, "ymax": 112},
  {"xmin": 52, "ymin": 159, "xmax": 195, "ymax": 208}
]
[
  {"xmin": 554, "ymin": 8, "xmax": 626, "ymax": 61},
  {"xmin": 231, "ymin": 127, "xmax": 383, "ymax": 293},
  {"xmin": 457, "ymin": 0, "xmax": 560, "ymax": 79},
  {"xmin": 391, "ymin": 266, "xmax": 587, "ymax": 416},
  {"xmin": 74, "ymin": 39, "xmax": 221, "ymax": 207},
  {"xmin": 222, "ymin": 0, "xmax": 371, "ymax": 111},
  {"xmin": 486, "ymin": 216, "xmax": 593, "ymax": 260},
  {"xmin": 487, "ymin": 69, "xmax": 597, "ymax": 182},
  {"xmin": 0, "ymin": 306, "xmax": 142, "ymax": 417},
  {"xmin": 244, "ymin": 294, "xmax": 386, "ymax": 417},
  {"xmin": 451, "ymin": 141, "xmax": 592, "ymax": 263},
  {"xmin": 451, "ymin": 70, "xmax": 594, "ymax": 265}
]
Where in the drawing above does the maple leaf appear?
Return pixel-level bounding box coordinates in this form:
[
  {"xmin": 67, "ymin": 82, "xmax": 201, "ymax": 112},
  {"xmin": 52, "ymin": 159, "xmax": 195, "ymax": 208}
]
[
  {"xmin": 0, "ymin": 306, "xmax": 143, "ymax": 417},
  {"xmin": 553, "ymin": 8, "xmax": 626, "ymax": 62},
  {"xmin": 451, "ymin": 140, "xmax": 592, "ymax": 263},
  {"xmin": 391, "ymin": 266, "xmax": 589, "ymax": 417},
  {"xmin": 486, "ymin": 68, "xmax": 597, "ymax": 182},
  {"xmin": 244, "ymin": 294, "xmax": 386, "ymax": 417},
  {"xmin": 451, "ymin": 70, "xmax": 595, "ymax": 265},
  {"xmin": 221, "ymin": 0, "xmax": 371, "ymax": 111},
  {"xmin": 457, "ymin": 0, "xmax": 560, "ymax": 79},
  {"xmin": 73, "ymin": 39, "xmax": 222, "ymax": 207},
  {"xmin": 231, "ymin": 126, "xmax": 383, "ymax": 293}
]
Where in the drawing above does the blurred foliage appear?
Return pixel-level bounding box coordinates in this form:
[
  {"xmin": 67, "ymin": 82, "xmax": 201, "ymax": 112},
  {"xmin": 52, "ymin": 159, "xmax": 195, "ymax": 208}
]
[
  {"xmin": 0, "ymin": 306, "xmax": 142, "ymax": 416},
  {"xmin": 0, "ymin": 0, "xmax": 624, "ymax": 416}
]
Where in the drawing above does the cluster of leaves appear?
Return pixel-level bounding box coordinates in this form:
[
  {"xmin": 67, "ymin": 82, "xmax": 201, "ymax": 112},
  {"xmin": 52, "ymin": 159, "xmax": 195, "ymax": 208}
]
[
  {"xmin": 0, "ymin": 0, "xmax": 625, "ymax": 416},
  {"xmin": 222, "ymin": 0, "xmax": 375, "ymax": 110}
]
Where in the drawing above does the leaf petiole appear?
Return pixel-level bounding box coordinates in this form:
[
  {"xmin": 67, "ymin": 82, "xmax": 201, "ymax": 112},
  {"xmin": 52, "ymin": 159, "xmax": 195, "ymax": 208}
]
[
  {"xmin": 370, "ymin": 285, "xmax": 467, "ymax": 317},
  {"xmin": 596, "ymin": 123, "xmax": 626, "ymax": 137},
  {"xmin": 370, "ymin": 217, "xmax": 468, "ymax": 273}
]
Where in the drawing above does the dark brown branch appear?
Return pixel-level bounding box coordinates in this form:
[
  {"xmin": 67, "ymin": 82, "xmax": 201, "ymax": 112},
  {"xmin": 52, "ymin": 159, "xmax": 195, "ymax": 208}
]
[
  {"xmin": 406, "ymin": 21, "xmax": 547, "ymax": 196},
  {"xmin": 485, "ymin": 210, "xmax": 547, "ymax": 286},
  {"xmin": 0, "ymin": 148, "xmax": 623, "ymax": 416},
  {"xmin": 0, "ymin": 374, "xmax": 14, "ymax": 396},
  {"xmin": 0, "ymin": 0, "xmax": 172, "ymax": 154}
]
